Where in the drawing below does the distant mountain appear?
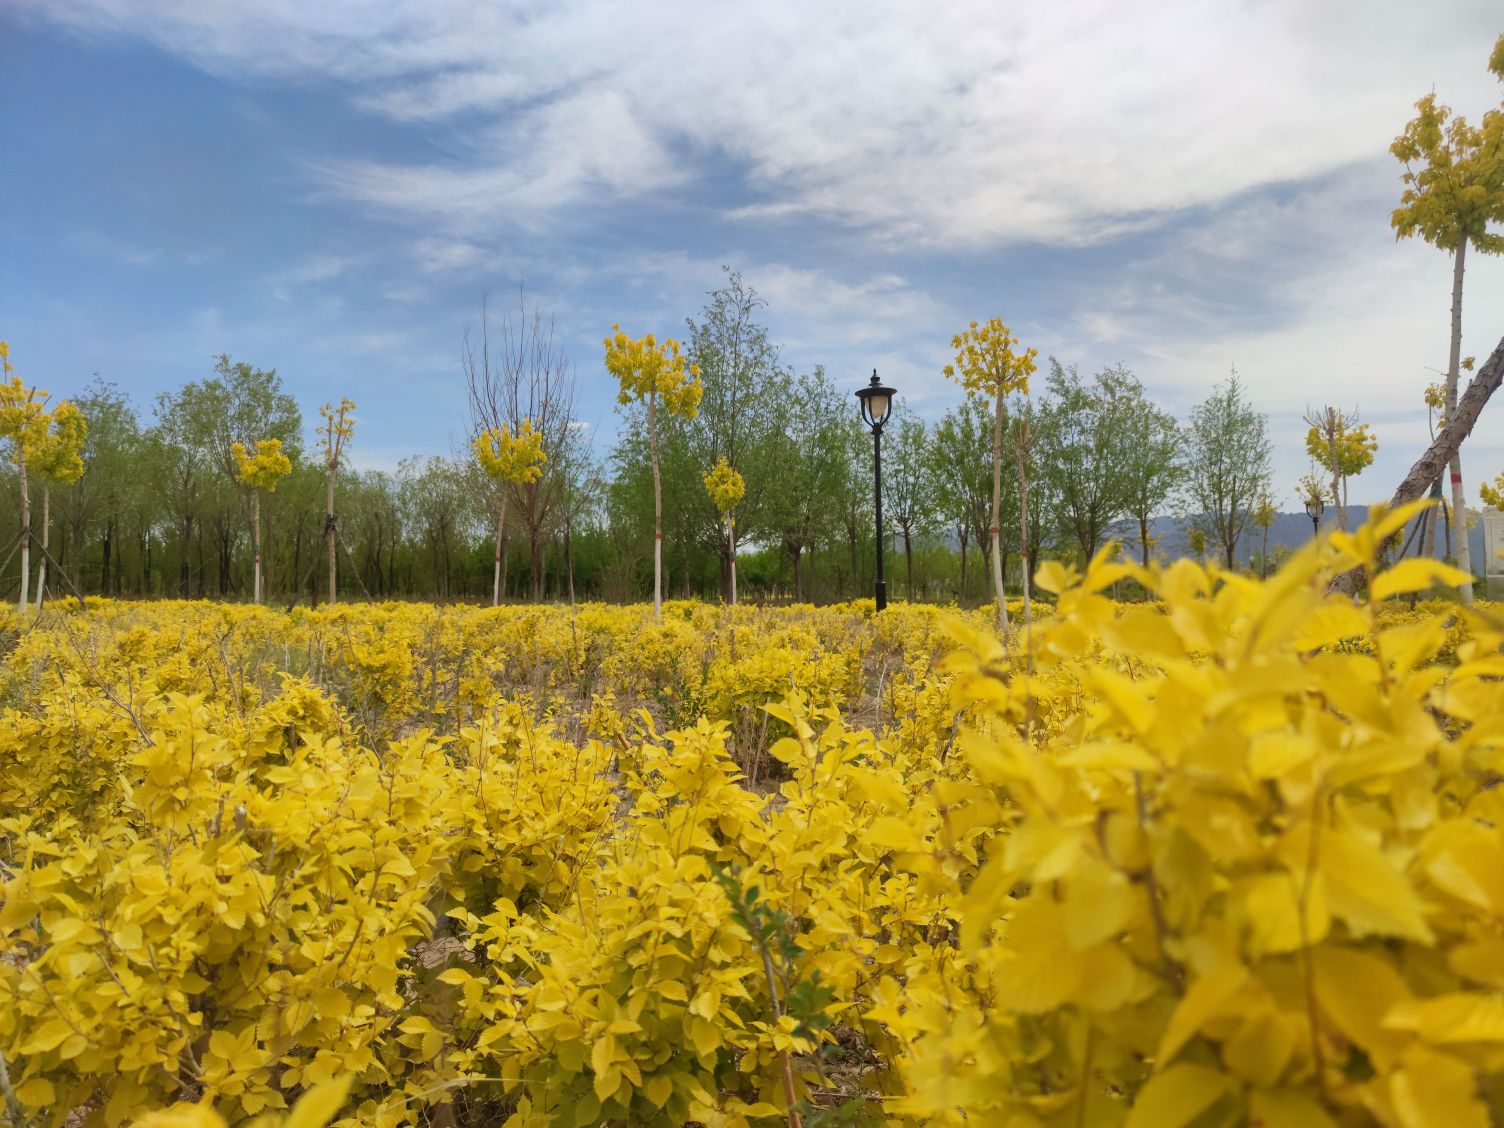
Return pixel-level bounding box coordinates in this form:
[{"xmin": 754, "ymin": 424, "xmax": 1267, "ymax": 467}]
[{"xmin": 1121, "ymin": 506, "xmax": 1489, "ymax": 573}]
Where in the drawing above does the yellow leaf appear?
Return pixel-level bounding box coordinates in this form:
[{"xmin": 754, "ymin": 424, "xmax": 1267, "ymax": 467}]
[
  {"xmin": 284, "ymin": 1076, "xmax": 353, "ymax": 1128},
  {"xmin": 591, "ymin": 1034, "xmax": 617, "ymax": 1076},
  {"xmin": 1239, "ymin": 870, "xmax": 1329, "ymax": 956},
  {"xmin": 1124, "ymin": 1063, "xmax": 1229, "ymax": 1128},
  {"xmin": 1221, "ymin": 1009, "xmax": 1294, "ymax": 1085},
  {"xmin": 1371, "ymin": 558, "xmax": 1472, "ymax": 600},
  {"xmin": 1383, "ymin": 993, "xmax": 1504, "ymax": 1043},
  {"xmin": 1386, "ymin": 1047, "xmax": 1489, "ymax": 1128},
  {"xmin": 1155, "ymin": 966, "xmax": 1246, "ymax": 1067},
  {"xmin": 1319, "ymin": 826, "xmax": 1432, "ymax": 942},
  {"xmin": 1292, "ymin": 603, "xmax": 1369, "ymax": 651},
  {"xmin": 643, "ymin": 1074, "xmax": 672, "ymax": 1108},
  {"xmin": 1248, "ymin": 1087, "xmax": 1336, "ymax": 1128},
  {"xmin": 15, "ymin": 1077, "xmax": 55, "ymax": 1107},
  {"xmin": 1312, "ymin": 947, "xmax": 1412, "ymax": 1065}
]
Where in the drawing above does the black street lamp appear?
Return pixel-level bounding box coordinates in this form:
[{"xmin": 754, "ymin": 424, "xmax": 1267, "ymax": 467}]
[
  {"xmin": 1305, "ymin": 494, "xmax": 1324, "ymax": 537},
  {"xmin": 856, "ymin": 370, "xmax": 896, "ymax": 611}
]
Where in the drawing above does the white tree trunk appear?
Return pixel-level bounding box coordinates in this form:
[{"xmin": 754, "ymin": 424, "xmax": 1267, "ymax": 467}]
[
  {"xmin": 1445, "ymin": 239, "xmax": 1474, "ymax": 602},
  {"xmin": 990, "ymin": 391, "xmax": 1010, "ymax": 634},
  {"xmin": 649, "ymin": 392, "xmax": 662, "ymax": 618},
  {"xmin": 491, "ymin": 492, "xmax": 509, "ymax": 607},
  {"xmin": 17, "ymin": 454, "xmax": 30, "ymax": 613},
  {"xmin": 728, "ymin": 516, "xmax": 738, "ymax": 606},
  {"xmin": 326, "ymin": 468, "xmax": 337, "ymax": 606},
  {"xmin": 252, "ymin": 492, "xmax": 262, "ymax": 604},
  {"xmin": 1016, "ymin": 418, "xmax": 1033, "ymax": 629},
  {"xmin": 34, "ymin": 485, "xmax": 49, "ymax": 611}
]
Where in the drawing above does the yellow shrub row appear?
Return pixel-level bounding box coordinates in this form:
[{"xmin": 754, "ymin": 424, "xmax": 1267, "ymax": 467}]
[{"xmin": 2, "ymin": 504, "xmax": 1501, "ymax": 1126}]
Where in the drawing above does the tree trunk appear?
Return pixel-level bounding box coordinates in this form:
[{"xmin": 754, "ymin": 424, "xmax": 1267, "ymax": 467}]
[
  {"xmin": 529, "ymin": 532, "xmax": 543, "ymax": 603},
  {"xmin": 1140, "ymin": 516, "xmax": 1151, "ymax": 568},
  {"xmin": 791, "ymin": 543, "xmax": 803, "ymax": 602},
  {"xmin": 728, "ymin": 516, "xmax": 738, "ymax": 605},
  {"xmin": 1326, "ymin": 409, "xmax": 1347, "ymax": 532},
  {"xmin": 33, "ymin": 485, "xmax": 49, "ymax": 610},
  {"xmin": 1331, "ymin": 332, "xmax": 1504, "ymax": 595},
  {"xmin": 1017, "ymin": 423, "xmax": 1032, "ymax": 629},
  {"xmin": 565, "ymin": 517, "xmax": 576, "ymax": 606},
  {"xmin": 903, "ymin": 526, "xmax": 914, "ymax": 601},
  {"xmin": 958, "ymin": 528, "xmax": 968, "ymax": 601},
  {"xmin": 491, "ymin": 494, "xmax": 509, "ymax": 607},
  {"xmin": 326, "ymin": 467, "xmax": 338, "ymax": 606},
  {"xmin": 251, "ymin": 492, "xmax": 262, "ymax": 604},
  {"xmin": 990, "ymin": 391, "xmax": 1009, "ymax": 632},
  {"xmin": 17, "ymin": 453, "xmax": 30, "ymax": 613},
  {"xmin": 1445, "ymin": 240, "xmax": 1474, "ymax": 601},
  {"xmin": 649, "ymin": 391, "xmax": 662, "ymax": 617}
]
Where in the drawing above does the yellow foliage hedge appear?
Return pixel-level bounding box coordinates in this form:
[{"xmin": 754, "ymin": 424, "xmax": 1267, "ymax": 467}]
[{"xmin": 2, "ymin": 504, "xmax": 1503, "ymax": 1127}]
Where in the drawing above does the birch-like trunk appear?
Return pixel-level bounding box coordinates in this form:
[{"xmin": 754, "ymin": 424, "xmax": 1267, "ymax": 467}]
[
  {"xmin": 1330, "ymin": 332, "xmax": 1504, "ymax": 595},
  {"xmin": 1016, "ymin": 419, "xmax": 1033, "ymax": 629},
  {"xmin": 34, "ymin": 485, "xmax": 49, "ymax": 610},
  {"xmin": 17, "ymin": 453, "xmax": 30, "ymax": 613},
  {"xmin": 491, "ymin": 492, "xmax": 509, "ymax": 607},
  {"xmin": 251, "ymin": 492, "xmax": 262, "ymax": 604},
  {"xmin": 728, "ymin": 516, "xmax": 738, "ymax": 606},
  {"xmin": 649, "ymin": 391, "xmax": 662, "ymax": 618},
  {"xmin": 1325, "ymin": 410, "xmax": 1347, "ymax": 532},
  {"xmin": 989, "ymin": 391, "xmax": 1010, "ymax": 633},
  {"xmin": 1445, "ymin": 239, "xmax": 1474, "ymax": 602},
  {"xmin": 326, "ymin": 467, "xmax": 338, "ymax": 606}
]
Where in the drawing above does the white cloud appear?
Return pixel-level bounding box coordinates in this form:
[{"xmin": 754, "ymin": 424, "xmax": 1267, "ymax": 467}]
[{"xmin": 21, "ymin": 0, "xmax": 1502, "ymax": 246}]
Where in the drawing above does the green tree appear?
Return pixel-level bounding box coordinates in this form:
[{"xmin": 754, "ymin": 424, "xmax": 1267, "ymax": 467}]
[
  {"xmin": 885, "ymin": 405, "xmax": 939, "ymax": 601},
  {"xmin": 683, "ymin": 270, "xmax": 789, "ymax": 597},
  {"xmin": 1120, "ymin": 390, "xmax": 1182, "ymax": 568},
  {"xmin": 765, "ymin": 368, "xmax": 849, "ymax": 601},
  {"xmin": 1183, "ymin": 373, "xmax": 1272, "ymax": 569},
  {"xmin": 927, "ymin": 397, "xmax": 999, "ymax": 604},
  {"xmin": 1036, "ymin": 361, "xmax": 1141, "ymax": 562},
  {"xmin": 1390, "ymin": 34, "xmax": 1504, "ymax": 600}
]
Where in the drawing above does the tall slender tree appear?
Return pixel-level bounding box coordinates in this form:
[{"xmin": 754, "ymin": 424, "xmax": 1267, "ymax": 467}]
[
  {"xmin": 318, "ymin": 399, "xmax": 356, "ymax": 605},
  {"xmin": 30, "ymin": 401, "xmax": 87, "ymax": 608},
  {"xmin": 1304, "ymin": 406, "xmax": 1377, "ymax": 532},
  {"xmin": 885, "ymin": 408, "xmax": 938, "ymax": 601},
  {"xmin": 473, "ymin": 419, "xmax": 547, "ymax": 607},
  {"xmin": 1183, "ymin": 373, "xmax": 1272, "ymax": 569},
  {"xmin": 1390, "ymin": 34, "xmax": 1504, "ymax": 601},
  {"xmin": 942, "ymin": 317, "xmax": 1037, "ymax": 632},
  {"xmin": 604, "ymin": 326, "xmax": 703, "ymax": 616},
  {"xmin": 232, "ymin": 439, "xmax": 292, "ymax": 603},
  {"xmin": 703, "ymin": 457, "xmax": 746, "ymax": 604},
  {"xmin": 0, "ymin": 346, "xmax": 51, "ymax": 612}
]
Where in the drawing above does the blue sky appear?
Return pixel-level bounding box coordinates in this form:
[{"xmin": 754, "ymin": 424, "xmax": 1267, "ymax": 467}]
[{"xmin": 3, "ymin": 0, "xmax": 1503, "ymax": 503}]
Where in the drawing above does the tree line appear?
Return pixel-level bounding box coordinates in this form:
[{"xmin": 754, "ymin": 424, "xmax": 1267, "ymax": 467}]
[{"xmin": 0, "ymin": 274, "xmax": 1296, "ymax": 609}]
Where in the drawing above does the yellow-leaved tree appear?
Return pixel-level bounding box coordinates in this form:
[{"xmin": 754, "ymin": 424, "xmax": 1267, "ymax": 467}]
[
  {"xmin": 317, "ymin": 398, "xmax": 355, "ymax": 606},
  {"xmin": 1481, "ymin": 468, "xmax": 1504, "ymax": 509},
  {"xmin": 1390, "ymin": 32, "xmax": 1504, "ymax": 602},
  {"xmin": 702, "ymin": 457, "xmax": 746, "ymax": 605},
  {"xmin": 231, "ymin": 439, "xmax": 292, "ymax": 604},
  {"xmin": 1304, "ymin": 406, "xmax": 1377, "ymax": 531},
  {"xmin": 1251, "ymin": 491, "xmax": 1276, "ymax": 577},
  {"xmin": 0, "ymin": 344, "xmax": 53, "ymax": 613},
  {"xmin": 604, "ymin": 325, "xmax": 703, "ymax": 617},
  {"xmin": 29, "ymin": 400, "xmax": 87, "ymax": 610},
  {"xmin": 942, "ymin": 317, "xmax": 1037, "ymax": 633},
  {"xmin": 472, "ymin": 418, "xmax": 547, "ymax": 607}
]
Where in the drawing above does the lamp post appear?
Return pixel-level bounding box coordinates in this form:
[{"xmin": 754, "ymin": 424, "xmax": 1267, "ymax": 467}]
[
  {"xmin": 855, "ymin": 370, "xmax": 896, "ymax": 611},
  {"xmin": 1305, "ymin": 495, "xmax": 1324, "ymax": 538}
]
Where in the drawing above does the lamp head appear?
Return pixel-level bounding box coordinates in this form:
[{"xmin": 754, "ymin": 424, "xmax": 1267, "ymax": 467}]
[{"xmin": 856, "ymin": 369, "xmax": 897, "ymax": 430}]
